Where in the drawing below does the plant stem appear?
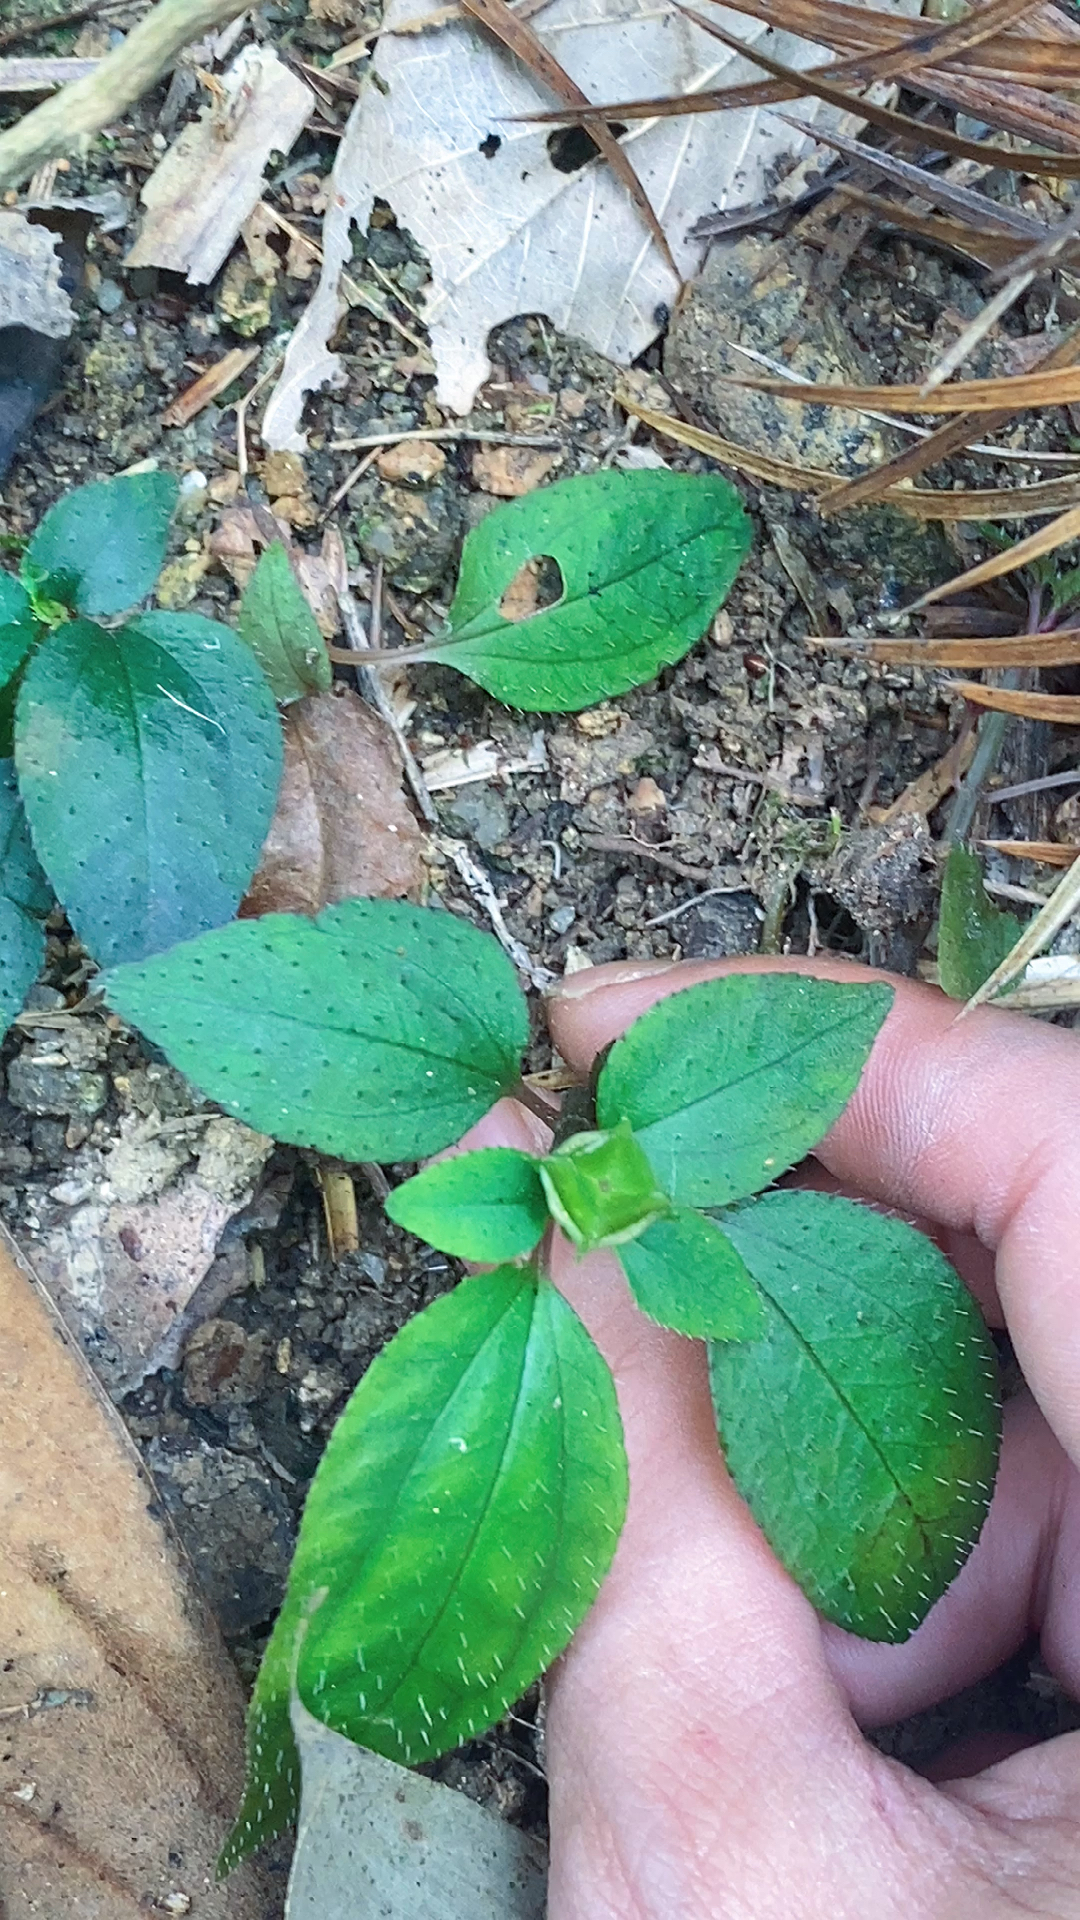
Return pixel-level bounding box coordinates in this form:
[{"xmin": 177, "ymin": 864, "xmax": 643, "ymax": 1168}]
[{"xmin": 512, "ymin": 1080, "xmax": 558, "ymax": 1129}]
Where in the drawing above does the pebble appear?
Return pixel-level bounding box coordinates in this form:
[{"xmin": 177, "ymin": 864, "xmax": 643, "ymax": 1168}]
[{"xmin": 7, "ymin": 1056, "xmax": 108, "ymax": 1117}]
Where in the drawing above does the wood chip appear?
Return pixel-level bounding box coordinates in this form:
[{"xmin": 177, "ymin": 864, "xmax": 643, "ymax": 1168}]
[{"xmin": 162, "ymin": 344, "xmax": 260, "ymax": 427}]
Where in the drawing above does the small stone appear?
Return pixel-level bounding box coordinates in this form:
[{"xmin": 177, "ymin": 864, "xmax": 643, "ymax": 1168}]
[
  {"xmin": 549, "ymin": 902, "xmax": 575, "ymax": 935},
  {"xmin": 471, "ymin": 444, "xmax": 561, "ymax": 497},
  {"xmin": 155, "ymin": 550, "xmax": 210, "ymax": 609},
  {"xmin": 439, "ymin": 784, "xmax": 511, "ymax": 851},
  {"xmin": 8, "ymin": 1055, "xmax": 108, "ymax": 1117},
  {"xmin": 627, "ymin": 776, "xmax": 667, "ymax": 830},
  {"xmin": 376, "ymin": 439, "xmax": 446, "ymax": 484},
  {"xmin": 95, "ymin": 278, "xmax": 124, "ymax": 315},
  {"xmin": 182, "ymin": 1319, "xmax": 270, "ymax": 1408},
  {"xmin": 352, "ymin": 477, "xmax": 464, "ymax": 593},
  {"xmin": 261, "ymin": 450, "xmax": 308, "ymax": 499}
]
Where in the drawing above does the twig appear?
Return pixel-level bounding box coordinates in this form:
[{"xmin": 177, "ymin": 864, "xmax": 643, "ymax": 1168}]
[
  {"xmin": 334, "ymin": 573, "xmax": 440, "ymax": 828},
  {"xmin": 944, "ymin": 672, "xmax": 1022, "ymax": 846},
  {"xmin": 232, "ymin": 354, "xmax": 282, "ymax": 483},
  {"xmin": 644, "ymin": 884, "xmax": 754, "ymax": 928},
  {"xmin": 322, "ymin": 445, "xmax": 380, "ymax": 519},
  {"xmin": 0, "ymin": 0, "xmax": 252, "ymax": 193},
  {"xmin": 437, "ymin": 836, "xmax": 556, "ymax": 990},
  {"xmin": 330, "ymin": 427, "xmax": 563, "ymax": 453},
  {"xmin": 989, "ymin": 769, "xmax": 1080, "ymax": 806},
  {"xmin": 579, "ymin": 832, "xmax": 713, "ymax": 881}
]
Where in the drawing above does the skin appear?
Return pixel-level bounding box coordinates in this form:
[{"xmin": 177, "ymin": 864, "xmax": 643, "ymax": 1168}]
[{"xmin": 469, "ymin": 954, "xmax": 1080, "ymax": 1920}]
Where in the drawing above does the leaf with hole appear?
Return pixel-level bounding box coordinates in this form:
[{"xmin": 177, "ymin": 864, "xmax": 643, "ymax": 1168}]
[
  {"xmin": 104, "ymin": 899, "xmax": 529, "ymax": 1163},
  {"xmin": 938, "ymin": 843, "xmax": 1025, "ymax": 1002},
  {"xmin": 23, "ymin": 471, "xmax": 178, "ymax": 617},
  {"xmin": 711, "ymin": 1189, "xmax": 1000, "ymax": 1642},
  {"xmin": 597, "ymin": 974, "xmax": 894, "ymax": 1207},
  {"xmin": 386, "ymin": 1148, "xmax": 548, "ymax": 1261},
  {"xmin": 15, "ymin": 612, "xmax": 282, "ymax": 965},
  {"xmin": 0, "ymin": 760, "xmax": 51, "ymax": 1037},
  {"xmin": 617, "ymin": 1205, "xmax": 764, "ymax": 1340},
  {"xmin": 238, "ymin": 542, "xmax": 332, "ymax": 704},
  {"xmin": 424, "ymin": 468, "xmax": 751, "ymax": 711},
  {"xmin": 221, "ymin": 1263, "xmax": 627, "ymax": 1868},
  {"xmin": 0, "ymin": 572, "xmax": 37, "ymax": 693}
]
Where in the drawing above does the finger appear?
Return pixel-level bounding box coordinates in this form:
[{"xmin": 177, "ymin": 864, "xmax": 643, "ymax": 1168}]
[{"xmin": 547, "ymin": 957, "xmax": 1080, "ymax": 1470}]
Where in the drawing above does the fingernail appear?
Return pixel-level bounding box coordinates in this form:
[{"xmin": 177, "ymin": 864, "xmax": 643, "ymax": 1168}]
[{"xmin": 548, "ymin": 958, "xmax": 682, "ymax": 1002}]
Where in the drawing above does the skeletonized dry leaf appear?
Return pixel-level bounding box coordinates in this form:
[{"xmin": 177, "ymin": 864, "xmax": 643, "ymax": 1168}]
[
  {"xmin": 242, "ymin": 686, "xmax": 424, "ymax": 915},
  {"xmin": 262, "ymin": 0, "xmax": 919, "ymax": 434},
  {"xmin": 0, "ymin": 1224, "xmax": 279, "ymax": 1917},
  {"xmin": 286, "ymin": 1693, "xmax": 546, "ymax": 1918}
]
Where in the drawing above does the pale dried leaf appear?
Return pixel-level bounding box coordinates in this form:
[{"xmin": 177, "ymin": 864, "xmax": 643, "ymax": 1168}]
[
  {"xmin": 242, "ymin": 686, "xmax": 424, "ymax": 915},
  {"xmin": 262, "ymin": 0, "xmax": 918, "ymax": 434},
  {"xmin": 0, "ymin": 1225, "xmax": 278, "ymax": 1917},
  {"xmin": 0, "ymin": 209, "xmax": 72, "ymax": 336}
]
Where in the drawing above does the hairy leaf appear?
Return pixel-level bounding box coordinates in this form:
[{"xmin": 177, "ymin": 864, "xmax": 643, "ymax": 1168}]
[
  {"xmin": 221, "ymin": 1265, "xmax": 627, "ymax": 1868},
  {"xmin": 0, "ymin": 759, "xmax": 50, "ymax": 1036},
  {"xmin": 16, "ymin": 613, "xmax": 282, "ymax": 966},
  {"xmin": 24, "ymin": 472, "xmax": 178, "ymax": 616},
  {"xmin": 425, "ymin": 469, "xmax": 751, "ymax": 711},
  {"xmin": 105, "ymin": 899, "xmax": 529, "ymax": 1163},
  {"xmin": 618, "ymin": 1205, "xmax": 764, "ymax": 1339},
  {"xmin": 598, "ymin": 974, "xmax": 894, "ymax": 1207},
  {"xmin": 238, "ymin": 542, "xmax": 332, "ymax": 704},
  {"xmin": 712, "ymin": 1190, "xmax": 1000, "ymax": 1642},
  {"xmin": 386, "ymin": 1148, "xmax": 548, "ymax": 1261},
  {"xmin": 0, "ymin": 571, "xmax": 37, "ymax": 692},
  {"xmin": 938, "ymin": 843, "xmax": 1024, "ymax": 1001}
]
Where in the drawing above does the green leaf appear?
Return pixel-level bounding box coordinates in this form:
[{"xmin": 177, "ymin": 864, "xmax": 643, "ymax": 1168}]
[
  {"xmin": 24, "ymin": 471, "xmax": 178, "ymax": 616},
  {"xmin": 618, "ymin": 1206, "xmax": 764, "ymax": 1340},
  {"xmin": 424, "ymin": 468, "xmax": 751, "ymax": 712},
  {"xmin": 539, "ymin": 1118, "xmax": 671, "ymax": 1252},
  {"xmin": 0, "ymin": 572, "xmax": 38, "ymax": 694},
  {"xmin": 0, "ymin": 760, "xmax": 51, "ymax": 1037},
  {"xmin": 16, "ymin": 612, "xmax": 282, "ymax": 966},
  {"xmin": 105, "ymin": 899, "xmax": 529, "ymax": 1162},
  {"xmin": 385, "ymin": 1148, "xmax": 548, "ymax": 1261},
  {"xmin": 221, "ymin": 1264, "xmax": 627, "ymax": 1869},
  {"xmin": 711, "ymin": 1190, "xmax": 1000, "ymax": 1642},
  {"xmin": 238, "ymin": 542, "xmax": 332, "ymax": 703},
  {"xmin": 597, "ymin": 974, "xmax": 894, "ymax": 1208},
  {"xmin": 938, "ymin": 844, "xmax": 1024, "ymax": 1002}
]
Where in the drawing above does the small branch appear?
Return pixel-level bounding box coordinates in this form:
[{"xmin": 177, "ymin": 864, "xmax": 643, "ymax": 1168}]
[
  {"xmin": 0, "ymin": 0, "xmax": 251, "ymax": 193},
  {"xmin": 335, "ymin": 574, "xmax": 440, "ymax": 829}
]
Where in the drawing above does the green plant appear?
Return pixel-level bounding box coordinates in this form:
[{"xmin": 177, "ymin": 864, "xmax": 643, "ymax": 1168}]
[
  {"xmin": 101, "ymin": 901, "xmax": 1002, "ymax": 1870},
  {"xmin": 938, "ymin": 843, "xmax": 1025, "ymax": 1000}
]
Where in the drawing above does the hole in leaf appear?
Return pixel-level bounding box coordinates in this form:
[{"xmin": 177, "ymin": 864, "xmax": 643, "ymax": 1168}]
[
  {"xmin": 546, "ymin": 124, "xmax": 627, "ymax": 174},
  {"xmin": 499, "ymin": 554, "xmax": 565, "ymax": 622},
  {"xmin": 479, "ymin": 132, "xmax": 501, "ymax": 159}
]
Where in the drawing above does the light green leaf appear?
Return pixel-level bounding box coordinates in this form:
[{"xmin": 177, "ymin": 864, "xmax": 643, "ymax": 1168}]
[
  {"xmin": 16, "ymin": 613, "xmax": 282, "ymax": 965},
  {"xmin": 424, "ymin": 468, "xmax": 751, "ymax": 712},
  {"xmin": 238, "ymin": 542, "xmax": 332, "ymax": 703},
  {"xmin": 711, "ymin": 1190, "xmax": 1000, "ymax": 1642},
  {"xmin": 386, "ymin": 1148, "xmax": 548, "ymax": 1261},
  {"xmin": 597, "ymin": 974, "xmax": 894, "ymax": 1208},
  {"xmin": 938, "ymin": 844, "xmax": 1024, "ymax": 1002},
  {"xmin": 539, "ymin": 1118, "xmax": 671, "ymax": 1252},
  {"xmin": 0, "ymin": 759, "xmax": 51, "ymax": 1037},
  {"xmin": 105, "ymin": 899, "xmax": 529, "ymax": 1162},
  {"xmin": 0, "ymin": 572, "xmax": 38, "ymax": 693},
  {"xmin": 221, "ymin": 1264, "xmax": 627, "ymax": 1869},
  {"xmin": 24, "ymin": 471, "xmax": 178, "ymax": 616},
  {"xmin": 618, "ymin": 1206, "xmax": 764, "ymax": 1340}
]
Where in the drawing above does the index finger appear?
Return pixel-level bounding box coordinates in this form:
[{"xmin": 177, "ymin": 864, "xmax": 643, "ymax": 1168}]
[{"xmin": 547, "ymin": 955, "xmax": 1080, "ymax": 1467}]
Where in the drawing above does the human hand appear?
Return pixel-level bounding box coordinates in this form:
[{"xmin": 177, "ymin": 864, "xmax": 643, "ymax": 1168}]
[{"xmin": 478, "ymin": 955, "xmax": 1080, "ymax": 1920}]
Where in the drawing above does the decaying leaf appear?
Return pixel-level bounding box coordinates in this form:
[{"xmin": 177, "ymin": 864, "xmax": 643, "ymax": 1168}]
[
  {"xmin": 242, "ymin": 686, "xmax": 424, "ymax": 915},
  {"xmin": 0, "ymin": 1224, "xmax": 278, "ymax": 1916},
  {"xmin": 0, "ymin": 209, "xmax": 73, "ymax": 336},
  {"xmin": 262, "ymin": 0, "xmax": 918, "ymax": 433}
]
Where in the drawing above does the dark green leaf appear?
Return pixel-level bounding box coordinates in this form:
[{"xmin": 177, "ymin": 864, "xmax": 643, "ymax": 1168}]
[
  {"xmin": 385, "ymin": 1148, "xmax": 548, "ymax": 1261},
  {"xmin": 16, "ymin": 612, "xmax": 282, "ymax": 965},
  {"xmin": 24, "ymin": 471, "xmax": 178, "ymax": 616},
  {"xmin": 0, "ymin": 760, "xmax": 51, "ymax": 1036},
  {"xmin": 618, "ymin": 1206, "xmax": 764, "ymax": 1340},
  {"xmin": 938, "ymin": 844, "xmax": 1024, "ymax": 1002},
  {"xmin": 0, "ymin": 572, "xmax": 37, "ymax": 693},
  {"xmin": 105, "ymin": 899, "xmax": 529, "ymax": 1162},
  {"xmin": 539, "ymin": 1118, "xmax": 671, "ymax": 1252},
  {"xmin": 711, "ymin": 1190, "xmax": 1000, "ymax": 1642},
  {"xmin": 238, "ymin": 542, "xmax": 332, "ymax": 703},
  {"xmin": 221, "ymin": 1264, "xmax": 627, "ymax": 1869},
  {"xmin": 425, "ymin": 468, "xmax": 751, "ymax": 712},
  {"xmin": 597, "ymin": 974, "xmax": 894, "ymax": 1208}
]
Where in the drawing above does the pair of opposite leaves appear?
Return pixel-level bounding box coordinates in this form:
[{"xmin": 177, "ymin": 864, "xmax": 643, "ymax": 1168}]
[{"xmin": 104, "ymin": 899, "xmax": 1000, "ymax": 1871}]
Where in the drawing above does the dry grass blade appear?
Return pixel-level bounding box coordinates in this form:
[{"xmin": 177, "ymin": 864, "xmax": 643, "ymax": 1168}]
[
  {"xmin": 811, "ymin": 630, "xmax": 1080, "ymax": 668},
  {"xmin": 946, "ymin": 682, "xmax": 1080, "ymax": 723},
  {"xmin": 911, "ymin": 504, "xmax": 1080, "ymax": 608},
  {"xmin": 961, "ymin": 853, "xmax": 1080, "ymax": 1011},
  {"xmin": 618, "ymin": 394, "xmax": 1080, "ymax": 520},
  {"xmin": 457, "ymin": 0, "xmax": 677, "ymax": 278},
  {"xmin": 719, "ymin": 366, "xmax": 1080, "ymax": 414},
  {"xmin": 983, "ymin": 839, "xmax": 1080, "ymax": 865},
  {"xmin": 826, "ymin": 187, "xmax": 1025, "ymax": 271}
]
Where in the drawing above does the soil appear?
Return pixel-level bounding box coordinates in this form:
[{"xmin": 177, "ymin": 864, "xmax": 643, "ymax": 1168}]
[{"xmin": 2, "ymin": 0, "xmax": 1080, "ymax": 1872}]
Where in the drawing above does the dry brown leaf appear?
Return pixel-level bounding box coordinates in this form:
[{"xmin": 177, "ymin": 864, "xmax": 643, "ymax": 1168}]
[
  {"xmin": 162, "ymin": 344, "xmax": 260, "ymax": 428},
  {"xmin": 873, "ymin": 731, "xmax": 976, "ymax": 823},
  {"xmin": 982, "ymin": 838, "xmax": 1080, "ymax": 865},
  {"xmin": 912, "ymin": 505, "xmax": 1080, "ymax": 609},
  {"xmin": 0, "ymin": 1225, "xmax": 278, "ymax": 1917},
  {"xmin": 471, "ymin": 443, "xmax": 562, "ymax": 496},
  {"xmin": 812, "ymin": 629, "xmax": 1080, "ymax": 668},
  {"xmin": 242, "ymin": 686, "xmax": 424, "ymax": 915},
  {"xmin": 946, "ymin": 681, "xmax": 1080, "ymax": 723}
]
